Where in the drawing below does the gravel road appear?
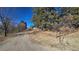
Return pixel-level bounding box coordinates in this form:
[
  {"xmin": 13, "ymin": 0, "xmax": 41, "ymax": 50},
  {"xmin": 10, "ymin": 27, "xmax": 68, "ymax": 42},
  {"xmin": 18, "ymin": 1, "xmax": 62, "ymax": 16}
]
[{"xmin": 0, "ymin": 33, "xmax": 51, "ymax": 51}]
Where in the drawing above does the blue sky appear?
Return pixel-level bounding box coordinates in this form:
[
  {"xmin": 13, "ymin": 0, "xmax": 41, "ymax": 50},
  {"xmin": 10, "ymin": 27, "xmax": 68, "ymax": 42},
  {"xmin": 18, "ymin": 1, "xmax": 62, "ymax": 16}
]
[
  {"xmin": 0, "ymin": 7, "xmax": 33, "ymax": 28},
  {"xmin": 13, "ymin": 7, "xmax": 33, "ymax": 28}
]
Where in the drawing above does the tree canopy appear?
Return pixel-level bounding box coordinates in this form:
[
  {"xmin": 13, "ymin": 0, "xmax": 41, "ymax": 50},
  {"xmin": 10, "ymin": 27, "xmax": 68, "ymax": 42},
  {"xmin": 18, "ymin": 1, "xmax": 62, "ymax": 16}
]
[{"xmin": 32, "ymin": 7, "xmax": 79, "ymax": 31}]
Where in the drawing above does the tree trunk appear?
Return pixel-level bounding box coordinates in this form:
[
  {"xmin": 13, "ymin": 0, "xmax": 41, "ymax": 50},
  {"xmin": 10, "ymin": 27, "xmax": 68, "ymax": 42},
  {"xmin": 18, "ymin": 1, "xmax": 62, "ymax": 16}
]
[
  {"xmin": 4, "ymin": 29, "xmax": 7, "ymax": 37},
  {"xmin": 4, "ymin": 23, "xmax": 8, "ymax": 37}
]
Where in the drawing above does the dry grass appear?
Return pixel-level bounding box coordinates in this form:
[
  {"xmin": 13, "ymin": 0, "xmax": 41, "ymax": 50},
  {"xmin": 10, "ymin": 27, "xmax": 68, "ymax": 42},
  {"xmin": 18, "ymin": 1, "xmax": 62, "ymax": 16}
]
[
  {"xmin": 29, "ymin": 31, "xmax": 61, "ymax": 48},
  {"xmin": 28, "ymin": 29, "xmax": 79, "ymax": 50}
]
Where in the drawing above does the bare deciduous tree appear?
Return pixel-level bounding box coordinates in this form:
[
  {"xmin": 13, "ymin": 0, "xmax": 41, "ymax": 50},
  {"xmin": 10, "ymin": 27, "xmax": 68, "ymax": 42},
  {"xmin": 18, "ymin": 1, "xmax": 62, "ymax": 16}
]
[{"xmin": 0, "ymin": 16, "xmax": 11, "ymax": 36}]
